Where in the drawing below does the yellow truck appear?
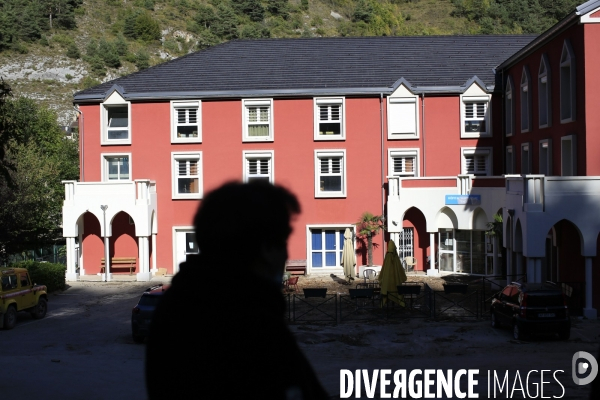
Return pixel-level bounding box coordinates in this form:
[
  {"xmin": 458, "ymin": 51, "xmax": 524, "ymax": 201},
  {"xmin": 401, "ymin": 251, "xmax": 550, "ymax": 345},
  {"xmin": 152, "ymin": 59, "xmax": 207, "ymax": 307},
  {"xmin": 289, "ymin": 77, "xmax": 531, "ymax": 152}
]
[{"xmin": 0, "ymin": 267, "xmax": 48, "ymax": 330}]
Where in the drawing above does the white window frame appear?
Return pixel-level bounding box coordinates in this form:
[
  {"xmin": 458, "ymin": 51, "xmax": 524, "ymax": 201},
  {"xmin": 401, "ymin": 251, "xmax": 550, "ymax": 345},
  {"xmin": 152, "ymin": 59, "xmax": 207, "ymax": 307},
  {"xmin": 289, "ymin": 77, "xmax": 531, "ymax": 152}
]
[
  {"xmin": 560, "ymin": 40, "xmax": 576, "ymax": 123},
  {"xmin": 388, "ymin": 148, "xmax": 419, "ymax": 177},
  {"xmin": 171, "ymin": 151, "xmax": 203, "ymax": 199},
  {"xmin": 243, "ymin": 150, "xmax": 274, "ymax": 183},
  {"xmin": 242, "ymin": 99, "xmax": 273, "ymax": 142},
  {"xmin": 460, "ymin": 95, "xmax": 491, "ymax": 138},
  {"xmin": 314, "ymin": 150, "xmax": 346, "ymax": 198},
  {"xmin": 387, "ymin": 95, "xmax": 419, "ymax": 139},
  {"xmin": 561, "ymin": 135, "xmax": 577, "ymax": 176},
  {"xmin": 505, "ymin": 146, "xmax": 514, "ymax": 175},
  {"xmin": 314, "ymin": 97, "xmax": 345, "ymax": 141},
  {"xmin": 461, "ymin": 147, "xmax": 492, "ymax": 176},
  {"xmin": 306, "ymin": 224, "xmax": 354, "ymax": 273},
  {"xmin": 100, "ymin": 91, "xmax": 131, "ymax": 145},
  {"xmin": 505, "ymin": 77, "xmax": 514, "ymax": 137},
  {"xmin": 520, "ymin": 66, "xmax": 532, "ymax": 133},
  {"xmin": 538, "ymin": 55, "xmax": 551, "ymax": 129},
  {"xmin": 101, "ymin": 153, "xmax": 132, "ymax": 181},
  {"xmin": 171, "ymin": 100, "xmax": 201, "ymax": 143},
  {"xmin": 521, "ymin": 143, "xmax": 532, "ymax": 175},
  {"xmin": 539, "ymin": 139, "xmax": 552, "ymax": 176}
]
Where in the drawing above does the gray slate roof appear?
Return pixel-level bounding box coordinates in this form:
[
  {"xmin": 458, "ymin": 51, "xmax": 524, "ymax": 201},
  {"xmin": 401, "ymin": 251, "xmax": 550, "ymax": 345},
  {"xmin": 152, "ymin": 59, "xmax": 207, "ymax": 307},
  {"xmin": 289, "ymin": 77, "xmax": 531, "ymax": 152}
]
[{"xmin": 74, "ymin": 35, "xmax": 537, "ymax": 103}]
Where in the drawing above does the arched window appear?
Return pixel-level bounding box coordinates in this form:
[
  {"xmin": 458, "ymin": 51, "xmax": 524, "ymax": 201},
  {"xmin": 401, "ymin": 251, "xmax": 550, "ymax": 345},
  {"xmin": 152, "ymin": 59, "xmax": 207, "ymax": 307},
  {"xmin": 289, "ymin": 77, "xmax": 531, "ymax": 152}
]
[
  {"xmin": 538, "ymin": 54, "xmax": 551, "ymax": 128},
  {"xmin": 520, "ymin": 66, "xmax": 531, "ymax": 132},
  {"xmin": 560, "ymin": 40, "xmax": 576, "ymax": 122},
  {"xmin": 505, "ymin": 76, "xmax": 514, "ymax": 136}
]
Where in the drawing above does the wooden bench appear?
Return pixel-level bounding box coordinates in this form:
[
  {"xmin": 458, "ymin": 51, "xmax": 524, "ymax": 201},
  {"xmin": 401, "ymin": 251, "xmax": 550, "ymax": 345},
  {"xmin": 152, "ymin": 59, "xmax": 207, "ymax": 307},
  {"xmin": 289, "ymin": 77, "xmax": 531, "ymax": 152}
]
[
  {"xmin": 285, "ymin": 259, "xmax": 306, "ymax": 276},
  {"xmin": 100, "ymin": 257, "xmax": 137, "ymax": 275}
]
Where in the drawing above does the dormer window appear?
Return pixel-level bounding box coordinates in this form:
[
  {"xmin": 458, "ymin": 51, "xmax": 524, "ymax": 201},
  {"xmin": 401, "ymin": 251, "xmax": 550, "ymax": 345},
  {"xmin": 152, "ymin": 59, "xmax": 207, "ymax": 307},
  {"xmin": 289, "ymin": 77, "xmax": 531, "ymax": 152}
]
[
  {"xmin": 460, "ymin": 84, "xmax": 491, "ymax": 138},
  {"xmin": 101, "ymin": 91, "xmax": 131, "ymax": 145}
]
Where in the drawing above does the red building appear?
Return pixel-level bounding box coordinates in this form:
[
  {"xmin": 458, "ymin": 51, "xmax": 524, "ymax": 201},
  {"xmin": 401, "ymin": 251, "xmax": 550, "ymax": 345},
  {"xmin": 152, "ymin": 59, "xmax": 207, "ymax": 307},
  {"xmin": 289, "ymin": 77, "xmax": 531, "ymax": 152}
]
[{"xmin": 64, "ymin": 1, "xmax": 600, "ymax": 318}]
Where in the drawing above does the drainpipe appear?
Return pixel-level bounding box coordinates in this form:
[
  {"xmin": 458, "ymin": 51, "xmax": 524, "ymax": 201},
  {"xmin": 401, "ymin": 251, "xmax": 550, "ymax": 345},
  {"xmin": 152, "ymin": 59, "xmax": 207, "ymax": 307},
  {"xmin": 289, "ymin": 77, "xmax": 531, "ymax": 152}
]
[
  {"xmin": 421, "ymin": 93, "xmax": 426, "ymax": 176},
  {"xmin": 501, "ymin": 69, "xmax": 505, "ymax": 175},
  {"xmin": 380, "ymin": 92, "xmax": 385, "ymax": 260},
  {"xmin": 74, "ymin": 106, "xmax": 84, "ymax": 181}
]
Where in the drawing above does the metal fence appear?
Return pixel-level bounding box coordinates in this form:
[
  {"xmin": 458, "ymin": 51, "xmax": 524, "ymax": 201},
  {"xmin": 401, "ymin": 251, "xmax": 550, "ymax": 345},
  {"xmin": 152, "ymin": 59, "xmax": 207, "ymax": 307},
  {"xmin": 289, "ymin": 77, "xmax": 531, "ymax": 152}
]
[{"xmin": 284, "ymin": 283, "xmax": 484, "ymax": 323}]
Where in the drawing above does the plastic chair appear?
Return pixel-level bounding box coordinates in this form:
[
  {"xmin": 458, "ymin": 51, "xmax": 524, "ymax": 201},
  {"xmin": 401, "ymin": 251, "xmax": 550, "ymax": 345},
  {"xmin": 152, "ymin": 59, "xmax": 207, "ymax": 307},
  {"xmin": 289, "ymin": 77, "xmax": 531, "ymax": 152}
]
[
  {"xmin": 286, "ymin": 276, "xmax": 299, "ymax": 292},
  {"xmin": 363, "ymin": 269, "xmax": 377, "ymax": 285},
  {"xmin": 404, "ymin": 257, "xmax": 417, "ymax": 272}
]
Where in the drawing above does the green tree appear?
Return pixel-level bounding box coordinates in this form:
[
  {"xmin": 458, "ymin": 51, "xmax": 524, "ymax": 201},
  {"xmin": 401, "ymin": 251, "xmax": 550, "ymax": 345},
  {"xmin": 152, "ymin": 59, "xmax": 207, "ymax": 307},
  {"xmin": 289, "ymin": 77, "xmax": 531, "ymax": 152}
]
[
  {"xmin": 195, "ymin": 4, "xmax": 216, "ymax": 29},
  {"xmin": 232, "ymin": 0, "xmax": 265, "ymax": 22},
  {"xmin": 66, "ymin": 42, "xmax": 80, "ymax": 59},
  {"xmin": 135, "ymin": 11, "xmax": 161, "ymax": 42},
  {"xmin": 114, "ymin": 34, "xmax": 128, "ymax": 56},
  {"xmin": 0, "ymin": 90, "xmax": 79, "ymax": 259},
  {"xmin": 98, "ymin": 38, "xmax": 121, "ymax": 68},
  {"xmin": 213, "ymin": 4, "xmax": 238, "ymax": 40},
  {"xmin": 356, "ymin": 212, "xmax": 385, "ymax": 267},
  {"xmin": 135, "ymin": 49, "xmax": 150, "ymax": 70}
]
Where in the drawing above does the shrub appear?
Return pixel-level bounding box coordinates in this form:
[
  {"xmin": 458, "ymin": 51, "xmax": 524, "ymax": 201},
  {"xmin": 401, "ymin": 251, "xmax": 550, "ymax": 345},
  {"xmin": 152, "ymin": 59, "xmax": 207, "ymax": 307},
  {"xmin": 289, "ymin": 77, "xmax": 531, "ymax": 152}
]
[
  {"xmin": 135, "ymin": 50, "xmax": 150, "ymax": 70},
  {"xmin": 82, "ymin": 76, "xmax": 100, "ymax": 89},
  {"xmin": 66, "ymin": 43, "xmax": 80, "ymax": 59},
  {"xmin": 13, "ymin": 261, "xmax": 66, "ymax": 293}
]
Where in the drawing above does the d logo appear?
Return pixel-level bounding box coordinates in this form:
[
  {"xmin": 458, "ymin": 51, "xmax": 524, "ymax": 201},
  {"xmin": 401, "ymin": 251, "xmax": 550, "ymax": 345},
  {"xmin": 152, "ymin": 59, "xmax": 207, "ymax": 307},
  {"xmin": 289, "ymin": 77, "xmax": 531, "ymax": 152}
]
[{"xmin": 572, "ymin": 351, "xmax": 598, "ymax": 385}]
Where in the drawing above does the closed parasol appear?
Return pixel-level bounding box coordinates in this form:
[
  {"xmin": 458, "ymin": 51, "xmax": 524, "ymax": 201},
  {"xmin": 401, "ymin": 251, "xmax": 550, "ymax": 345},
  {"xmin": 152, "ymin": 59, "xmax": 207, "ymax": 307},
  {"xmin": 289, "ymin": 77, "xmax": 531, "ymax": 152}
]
[
  {"xmin": 378, "ymin": 240, "xmax": 407, "ymax": 306},
  {"xmin": 340, "ymin": 228, "xmax": 356, "ymax": 282}
]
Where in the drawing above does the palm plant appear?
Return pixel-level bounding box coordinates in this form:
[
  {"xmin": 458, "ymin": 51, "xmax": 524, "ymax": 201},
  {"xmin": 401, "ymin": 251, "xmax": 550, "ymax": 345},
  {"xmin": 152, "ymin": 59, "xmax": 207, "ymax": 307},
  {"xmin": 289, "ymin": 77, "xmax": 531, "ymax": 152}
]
[{"xmin": 356, "ymin": 212, "xmax": 385, "ymax": 267}]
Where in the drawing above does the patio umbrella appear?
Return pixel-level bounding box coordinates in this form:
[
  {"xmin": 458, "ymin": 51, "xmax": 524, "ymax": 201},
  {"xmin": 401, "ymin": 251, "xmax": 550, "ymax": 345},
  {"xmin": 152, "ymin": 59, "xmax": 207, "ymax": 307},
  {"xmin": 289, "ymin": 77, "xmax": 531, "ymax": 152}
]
[
  {"xmin": 378, "ymin": 240, "xmax": 407, "ymax": 306},
  {"xmin": 341, "ymin": 228, "xmax": 356, "ymax": 282}
]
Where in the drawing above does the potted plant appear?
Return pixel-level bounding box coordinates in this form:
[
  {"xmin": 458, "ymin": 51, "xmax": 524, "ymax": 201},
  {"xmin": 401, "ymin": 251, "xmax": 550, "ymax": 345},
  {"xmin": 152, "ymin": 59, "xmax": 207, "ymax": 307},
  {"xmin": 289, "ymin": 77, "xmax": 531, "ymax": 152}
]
[{"xmin": 356, "ymin": 212, "xmax": 385, "ymax": 268}]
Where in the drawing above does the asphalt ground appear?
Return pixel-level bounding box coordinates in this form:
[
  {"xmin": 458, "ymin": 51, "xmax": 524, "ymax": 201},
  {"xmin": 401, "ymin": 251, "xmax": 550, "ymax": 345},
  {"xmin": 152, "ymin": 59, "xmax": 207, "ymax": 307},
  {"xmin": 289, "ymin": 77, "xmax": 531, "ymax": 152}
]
[{"xmin": 1, "ymin": 280, "xmax": 598, "ymax": 399}]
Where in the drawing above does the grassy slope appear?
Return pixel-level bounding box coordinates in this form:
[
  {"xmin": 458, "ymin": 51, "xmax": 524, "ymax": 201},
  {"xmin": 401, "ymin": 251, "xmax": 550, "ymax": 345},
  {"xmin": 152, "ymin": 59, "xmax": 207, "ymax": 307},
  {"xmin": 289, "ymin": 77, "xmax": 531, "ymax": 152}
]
[{"xmin": 0, "ymin": 0, "xmax": 474, "ymax": 124}]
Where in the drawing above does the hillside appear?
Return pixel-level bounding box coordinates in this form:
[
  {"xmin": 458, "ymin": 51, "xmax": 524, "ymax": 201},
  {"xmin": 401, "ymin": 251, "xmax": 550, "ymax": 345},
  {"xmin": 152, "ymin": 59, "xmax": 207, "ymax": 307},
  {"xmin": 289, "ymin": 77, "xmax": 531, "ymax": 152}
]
[{"xmin": 0, "ymin": 0, "xmax": 578, "ymax": 125}]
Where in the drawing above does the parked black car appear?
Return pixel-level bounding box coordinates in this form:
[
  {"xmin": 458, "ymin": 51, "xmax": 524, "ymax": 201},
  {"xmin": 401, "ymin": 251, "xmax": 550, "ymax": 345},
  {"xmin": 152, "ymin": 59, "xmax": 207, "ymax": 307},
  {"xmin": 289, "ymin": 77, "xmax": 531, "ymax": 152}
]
[
  {"xmin": 131, "ymin": 284, "xmax": 169, "ymax": 343},
  {"xmin": 490, "ymin": 282, "xmax": 570, "ymax": 340}
]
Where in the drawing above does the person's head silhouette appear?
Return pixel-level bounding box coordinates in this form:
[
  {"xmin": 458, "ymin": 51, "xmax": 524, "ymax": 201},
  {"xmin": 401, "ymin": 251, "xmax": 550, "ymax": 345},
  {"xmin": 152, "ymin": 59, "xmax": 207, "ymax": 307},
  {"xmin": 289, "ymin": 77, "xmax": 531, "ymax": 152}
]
[{"xmin": 192, "ymin": 181, "xmax": 300, "ymax": 281}]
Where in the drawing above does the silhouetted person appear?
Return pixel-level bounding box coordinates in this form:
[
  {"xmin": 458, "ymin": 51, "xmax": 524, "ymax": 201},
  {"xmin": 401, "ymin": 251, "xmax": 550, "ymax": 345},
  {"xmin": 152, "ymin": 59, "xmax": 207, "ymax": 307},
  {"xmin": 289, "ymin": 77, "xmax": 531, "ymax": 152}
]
[{"xmin": 146, "ymin": 181, "xmax": 329, "ymax": 399}]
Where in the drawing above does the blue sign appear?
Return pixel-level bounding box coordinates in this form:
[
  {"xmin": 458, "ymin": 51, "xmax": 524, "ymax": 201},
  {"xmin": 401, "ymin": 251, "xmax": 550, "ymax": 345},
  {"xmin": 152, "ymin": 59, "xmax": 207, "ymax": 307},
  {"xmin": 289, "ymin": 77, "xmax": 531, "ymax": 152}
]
[{"xmin": 445, "ymin": 195, "xmax": 481, "ymax": 205}]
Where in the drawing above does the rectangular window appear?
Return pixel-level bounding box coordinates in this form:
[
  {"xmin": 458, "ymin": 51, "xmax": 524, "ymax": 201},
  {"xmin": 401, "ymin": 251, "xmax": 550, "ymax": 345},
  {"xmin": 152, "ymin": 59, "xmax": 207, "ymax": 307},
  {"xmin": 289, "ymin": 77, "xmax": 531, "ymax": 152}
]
[
  {"xmin": 315, "ymin": 150, "xmax": 346, "ymax": 197},
  {"xmin": 506, "ymin": 146, "xmax": 514, "ymax": 175},
  {"xmin": 561, "ymin": 135, "xmax": 577, "ymax": 176},
  {"xmin": 314, "ymin": 98, "xmax": 345, "ymax": 140},
  {"xmin": 521, "ymin": 143, "xmax": 531, "ymax": 174},
  {"xmin": 101, "ymin": 91, "xmax": 131, "ymax": 145},
  {"xmin": 243, "ymin": 151, "xmax": 274, "ymax": 183},
  {"xmin": 462, "ymin": 148, "xmax": 491, "ymax": 176},
  {"xmin": 172, "ymin": 152, "xmax": 202, "ymax": 199},
  {"xmin": 309, "ymin": 227, "xmax": 350, "ymax": 269},
  {"xmin": 171, "ymin": 101, "xmax": 201, "ymax": 142},
  {"xmin": 461, "ymin": 95, "xmax": 491, "ymax": 137},
  {"xmin": 388, "ymin": 97, "xmax": 418, "ymax": 138},
  {"xmin": 439, "ymin": 230, "xmax": 488, "ymax": 275},
  {"xmin": 243, "ymin": 99, "xmax": 273, "ymax": 141},
  {"xmin": 102, "ymin": 154, "xmax": 131, "ymax": 181},
  {"xmin": 388, "ymin": 149, "xmax": 418, "ymax": 177},
  {"xmin": 539, "ymin": 139, "xmax": 552, "ymax": 175}
]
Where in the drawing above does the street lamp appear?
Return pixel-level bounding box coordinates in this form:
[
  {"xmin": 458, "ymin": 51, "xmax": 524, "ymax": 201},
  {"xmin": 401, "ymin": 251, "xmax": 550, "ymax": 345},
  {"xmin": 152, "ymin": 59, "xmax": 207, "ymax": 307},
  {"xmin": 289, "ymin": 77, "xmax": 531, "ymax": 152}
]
[{"xmin": 100, "ymin": 205, "xmax": 109, "ymax": 282}]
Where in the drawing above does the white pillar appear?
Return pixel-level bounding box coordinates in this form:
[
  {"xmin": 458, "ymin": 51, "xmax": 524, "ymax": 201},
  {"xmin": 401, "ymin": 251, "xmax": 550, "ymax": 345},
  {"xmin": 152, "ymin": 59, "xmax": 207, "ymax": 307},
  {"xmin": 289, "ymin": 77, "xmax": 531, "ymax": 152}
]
[
  {"xmin": 65, "ymin": 237, "xmax": 78, "ymax": 281},
  {"xmin": 137, "ymin": 236, "xmax": 152, "ymax": 281},
  {"xmin": 583, "ymin": 257, "xmax": 597, "ymax": 319},
  {"xmin": 492, "ymin": 236, "xmax": 500, "ymax": 276},
  {"xmin": 104, "ymin": 236, "xmax": 111, "ymax": 282},
  {"xmin": 526, "ymin": 257, "xmax": 542, "ymax": 283},
  {"xmin": 507, "ymin": 248, "xmax": 513, "ymax": 282},
  {"xmin": 516, "ymin": 252, "xmax": 523, "ymax": 279},
  {"xmin": 427, "ymin": 233, "xmax": 438, "ymax": 276},
  {"xmin": 151, "ymin": 233, "xmax": 157, "ymax": 273}
]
